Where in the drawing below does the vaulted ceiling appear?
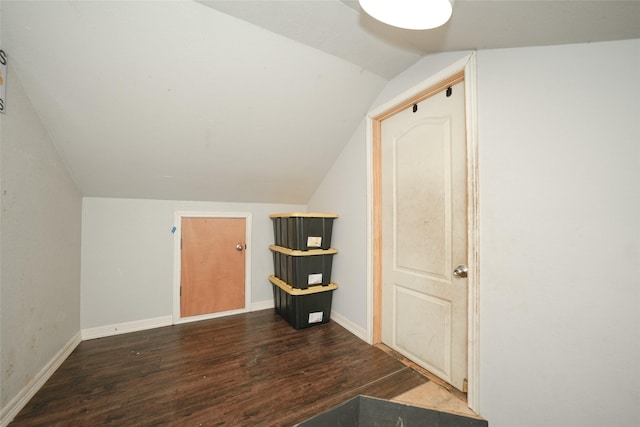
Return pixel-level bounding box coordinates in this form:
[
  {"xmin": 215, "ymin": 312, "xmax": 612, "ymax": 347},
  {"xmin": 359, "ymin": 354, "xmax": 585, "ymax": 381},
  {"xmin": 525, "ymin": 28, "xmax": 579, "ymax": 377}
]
[{"xmin": 3, "ymin": 1, "xmax": 639, "ymax": 204}]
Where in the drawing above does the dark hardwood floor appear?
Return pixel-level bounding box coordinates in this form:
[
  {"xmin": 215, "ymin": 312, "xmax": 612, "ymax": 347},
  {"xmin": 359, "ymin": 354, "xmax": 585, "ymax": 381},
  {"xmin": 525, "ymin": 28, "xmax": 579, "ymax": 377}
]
[{"xmin": 10, "ymin": 309, "xmax": 428, "ymax": 426}]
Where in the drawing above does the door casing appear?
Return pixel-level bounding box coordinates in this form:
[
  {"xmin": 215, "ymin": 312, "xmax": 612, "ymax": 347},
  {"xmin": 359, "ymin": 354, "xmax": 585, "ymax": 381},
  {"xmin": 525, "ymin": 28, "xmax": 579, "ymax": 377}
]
[
  {"xmin": 172, "ymin": 211, "xmax": 252, "ymax": 324},
  {"xmin": 365, "ymin": 53, "xmax": 480, "ymax": 411}
]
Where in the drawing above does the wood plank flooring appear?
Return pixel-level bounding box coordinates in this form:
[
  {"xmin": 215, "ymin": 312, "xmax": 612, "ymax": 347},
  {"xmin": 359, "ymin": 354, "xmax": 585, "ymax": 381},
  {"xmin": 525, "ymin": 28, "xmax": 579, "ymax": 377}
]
[{"xmin": 10, "ymin": 309, "xmax": 428, "ymax": 426}]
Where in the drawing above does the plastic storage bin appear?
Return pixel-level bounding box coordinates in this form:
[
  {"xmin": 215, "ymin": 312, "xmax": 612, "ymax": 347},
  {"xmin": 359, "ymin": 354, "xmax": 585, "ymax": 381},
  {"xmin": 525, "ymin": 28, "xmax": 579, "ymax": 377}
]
[
  {"xmin": 269, "ymin": 275, "xmax": 337, "ymax": 329},
  {"xmin": 270, "ymin": 213, "xmax": 338, "ymax": 250},
  {"xmin": 269, "ymin": 245, "xmax": 337, "ymax": 289},
  {"xmin": 271, "ymin": 215, "xmax": 287, "ymax": 247}
]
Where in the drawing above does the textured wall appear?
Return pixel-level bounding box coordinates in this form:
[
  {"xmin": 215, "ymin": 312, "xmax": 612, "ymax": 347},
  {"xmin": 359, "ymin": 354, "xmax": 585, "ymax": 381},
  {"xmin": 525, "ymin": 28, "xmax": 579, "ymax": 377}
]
[{"xmin": 1, "ymin": 68, "xmax": 82, "ymax": 410}]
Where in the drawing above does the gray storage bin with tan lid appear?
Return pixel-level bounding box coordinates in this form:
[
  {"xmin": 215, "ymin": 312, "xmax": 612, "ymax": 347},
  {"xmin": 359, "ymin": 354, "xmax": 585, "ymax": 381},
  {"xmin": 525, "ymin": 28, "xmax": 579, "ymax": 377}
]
[
  {"xmin": 270, "ymin": 212, "xmax": 338, "ymax": 250},
  {"xmin": 269, "ymin": 212, "xmax": 338, "ymax": 328},
  {"xmin": 269, "ymin": 245, "xmax": 337, "ymax": 289},
  {"xmin": 269, "ymin": 276, "xmax": 337, "ymax": 329}
]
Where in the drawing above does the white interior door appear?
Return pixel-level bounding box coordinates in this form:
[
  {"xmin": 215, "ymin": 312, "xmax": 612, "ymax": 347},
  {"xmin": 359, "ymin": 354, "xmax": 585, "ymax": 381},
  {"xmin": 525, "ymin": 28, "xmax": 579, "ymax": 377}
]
[{"xmin": 381, "ymin": 81, "xmax": 468, "ymax": 391}]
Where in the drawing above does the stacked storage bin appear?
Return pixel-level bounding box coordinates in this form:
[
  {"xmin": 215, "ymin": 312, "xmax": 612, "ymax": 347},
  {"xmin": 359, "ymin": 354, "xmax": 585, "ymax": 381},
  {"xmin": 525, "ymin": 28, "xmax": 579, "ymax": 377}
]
[{"xmin": 269, "ymin": 213, "xmax": 338, "ymax": 329}]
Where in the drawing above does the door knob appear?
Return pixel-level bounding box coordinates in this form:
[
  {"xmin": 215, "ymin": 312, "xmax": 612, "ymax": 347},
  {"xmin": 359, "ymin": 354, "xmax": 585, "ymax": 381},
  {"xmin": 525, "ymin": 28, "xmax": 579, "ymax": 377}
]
[
  {"xmin": 453, "ymin": 265, "xmax": 468, "ymax": 278},
  {"xmin": 236, "ymin": 244, "xmax": 244, "ymax": 251}
]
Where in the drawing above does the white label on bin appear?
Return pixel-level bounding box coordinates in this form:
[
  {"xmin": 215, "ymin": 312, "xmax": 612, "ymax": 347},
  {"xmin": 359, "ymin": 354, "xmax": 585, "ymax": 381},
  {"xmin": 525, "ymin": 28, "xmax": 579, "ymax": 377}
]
[
  {"xmin": 309, "ymin": 312, "xmax": 323, "ymax": 323},
  {"xmin": 308, "ymin": 273, "xmax": 323, "ymax": 285},
  {"xmin": 307, "ymin": 236, "xmax": 322, "ymax": 248}
]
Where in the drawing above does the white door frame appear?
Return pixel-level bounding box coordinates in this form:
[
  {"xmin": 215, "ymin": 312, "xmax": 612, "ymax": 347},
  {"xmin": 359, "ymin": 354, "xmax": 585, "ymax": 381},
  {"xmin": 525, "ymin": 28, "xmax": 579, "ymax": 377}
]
[
  {"xmin": 172, "ymin": 211, "xmax": 252, "ymax": 325},
  {"xmin": 365, "ymin": 52, "xmax": 480, "ymax": 411}
]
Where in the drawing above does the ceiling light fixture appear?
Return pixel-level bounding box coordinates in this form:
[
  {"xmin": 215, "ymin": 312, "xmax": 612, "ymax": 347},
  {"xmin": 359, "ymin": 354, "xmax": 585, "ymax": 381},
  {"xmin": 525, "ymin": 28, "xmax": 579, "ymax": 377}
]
[{"xmin": 359, "ymin": 0, "xmax": 454, "ymax": 30}]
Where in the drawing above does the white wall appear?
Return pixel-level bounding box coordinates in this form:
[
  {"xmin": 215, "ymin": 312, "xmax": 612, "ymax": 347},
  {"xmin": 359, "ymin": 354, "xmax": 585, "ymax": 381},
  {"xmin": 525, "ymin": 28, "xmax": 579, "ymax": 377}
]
[
  {"xmin": 0, "ymin": 68, "xmax": 82, "ymax": 410},
  {"xmin": 307, "ymin": 121, "xmax": 369, "ymax": 335},
  {"xmin": 81, "ymin": 197, "xmax": 304, "ymax": 330},
  {"xmin": 312, "ymin": 39, "xmax": 640, "ymax": 426},
  {"xmin": 476, "ymin": 40, "xmax": 640, "ymax": 426},
  {"xmin": 371, "ymin": 50, "xmax": 474, "ymax": 110}
]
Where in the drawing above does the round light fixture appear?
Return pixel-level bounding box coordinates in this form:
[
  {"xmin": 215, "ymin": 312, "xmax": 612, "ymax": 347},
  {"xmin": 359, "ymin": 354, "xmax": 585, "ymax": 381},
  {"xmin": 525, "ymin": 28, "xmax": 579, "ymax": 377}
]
[{"xmin": 359, "ymin": 0, "xmax": 455, "ymax": 30}]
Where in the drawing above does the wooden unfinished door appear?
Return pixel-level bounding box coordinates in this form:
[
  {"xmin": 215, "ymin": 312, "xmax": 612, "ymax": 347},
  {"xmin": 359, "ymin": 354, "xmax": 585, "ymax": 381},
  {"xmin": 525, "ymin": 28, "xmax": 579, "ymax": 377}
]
[{"xmin": 180, "ymin": 217, "xmax": 246, "ymax": 318}]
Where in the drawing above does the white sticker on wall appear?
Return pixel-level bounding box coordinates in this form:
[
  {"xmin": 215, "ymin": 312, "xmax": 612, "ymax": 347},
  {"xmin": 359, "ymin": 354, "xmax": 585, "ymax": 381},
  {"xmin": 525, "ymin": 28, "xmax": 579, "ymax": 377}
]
[
  {"xmin": 307, "ymin": 236, "xmax": 322, "ymax": 247},
  {"xmin": 308, "ymin": 312, "xmax": 323, "ymax": 323},
  {"xmin": 308, "ymin": 273, "xmax": 323, "ymax": 285}
]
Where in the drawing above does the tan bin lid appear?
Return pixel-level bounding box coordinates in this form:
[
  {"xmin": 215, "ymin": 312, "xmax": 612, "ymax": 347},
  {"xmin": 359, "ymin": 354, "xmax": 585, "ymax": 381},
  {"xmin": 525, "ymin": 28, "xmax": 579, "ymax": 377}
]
[
  {"xmin": 269, "ymin": 275, "xmax": 338, "ymax": 296},
  {"xmin": 269, "ymin": 245, "xmax": 337, "ymax": 256},
  {"xmin": 269, "ymin": 212, "xmax": 338, "ymax": 218}
]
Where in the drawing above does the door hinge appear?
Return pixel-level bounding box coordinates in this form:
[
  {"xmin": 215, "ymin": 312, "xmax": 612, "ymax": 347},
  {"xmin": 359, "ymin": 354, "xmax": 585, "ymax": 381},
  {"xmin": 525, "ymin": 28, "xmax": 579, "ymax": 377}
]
[{"xmin": 463, "ymin": 378, "xmax": 468, "ymax": 393}]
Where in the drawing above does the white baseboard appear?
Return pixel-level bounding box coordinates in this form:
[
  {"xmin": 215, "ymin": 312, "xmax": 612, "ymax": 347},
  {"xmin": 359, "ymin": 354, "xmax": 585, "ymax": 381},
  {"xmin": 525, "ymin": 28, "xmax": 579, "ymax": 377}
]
[
  {"xmin": 175, "ymin": 302, "xmax": 274, "ymax": 326},
  {"xmin": 81, "ymin": 304, "xmax": 275, "ymax": 340},
  {"xmin": 81, "ymin": 316, "xmax": 173, "ymax": 340},
  {"xmin": 0, "ymin": 332, "xmax": 82, "ymax": 427},
  {"xmin": 251, "ymin": 299, "xmax": 274, "ymax": 311},
  {"xmin": 330, "ymin": 310, "xmax": 368, "ymax": 342}
]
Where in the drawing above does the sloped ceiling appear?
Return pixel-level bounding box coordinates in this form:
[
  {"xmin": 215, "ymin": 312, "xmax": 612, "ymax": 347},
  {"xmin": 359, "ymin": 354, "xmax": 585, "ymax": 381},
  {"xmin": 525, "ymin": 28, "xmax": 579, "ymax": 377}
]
[
  {"xmin": 198, "ymin": 0, "xmax": 640, "ymax": 79},
  {"xmin": 2, "ymin": 0, "xmax": 639, "ymax": 204}
]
